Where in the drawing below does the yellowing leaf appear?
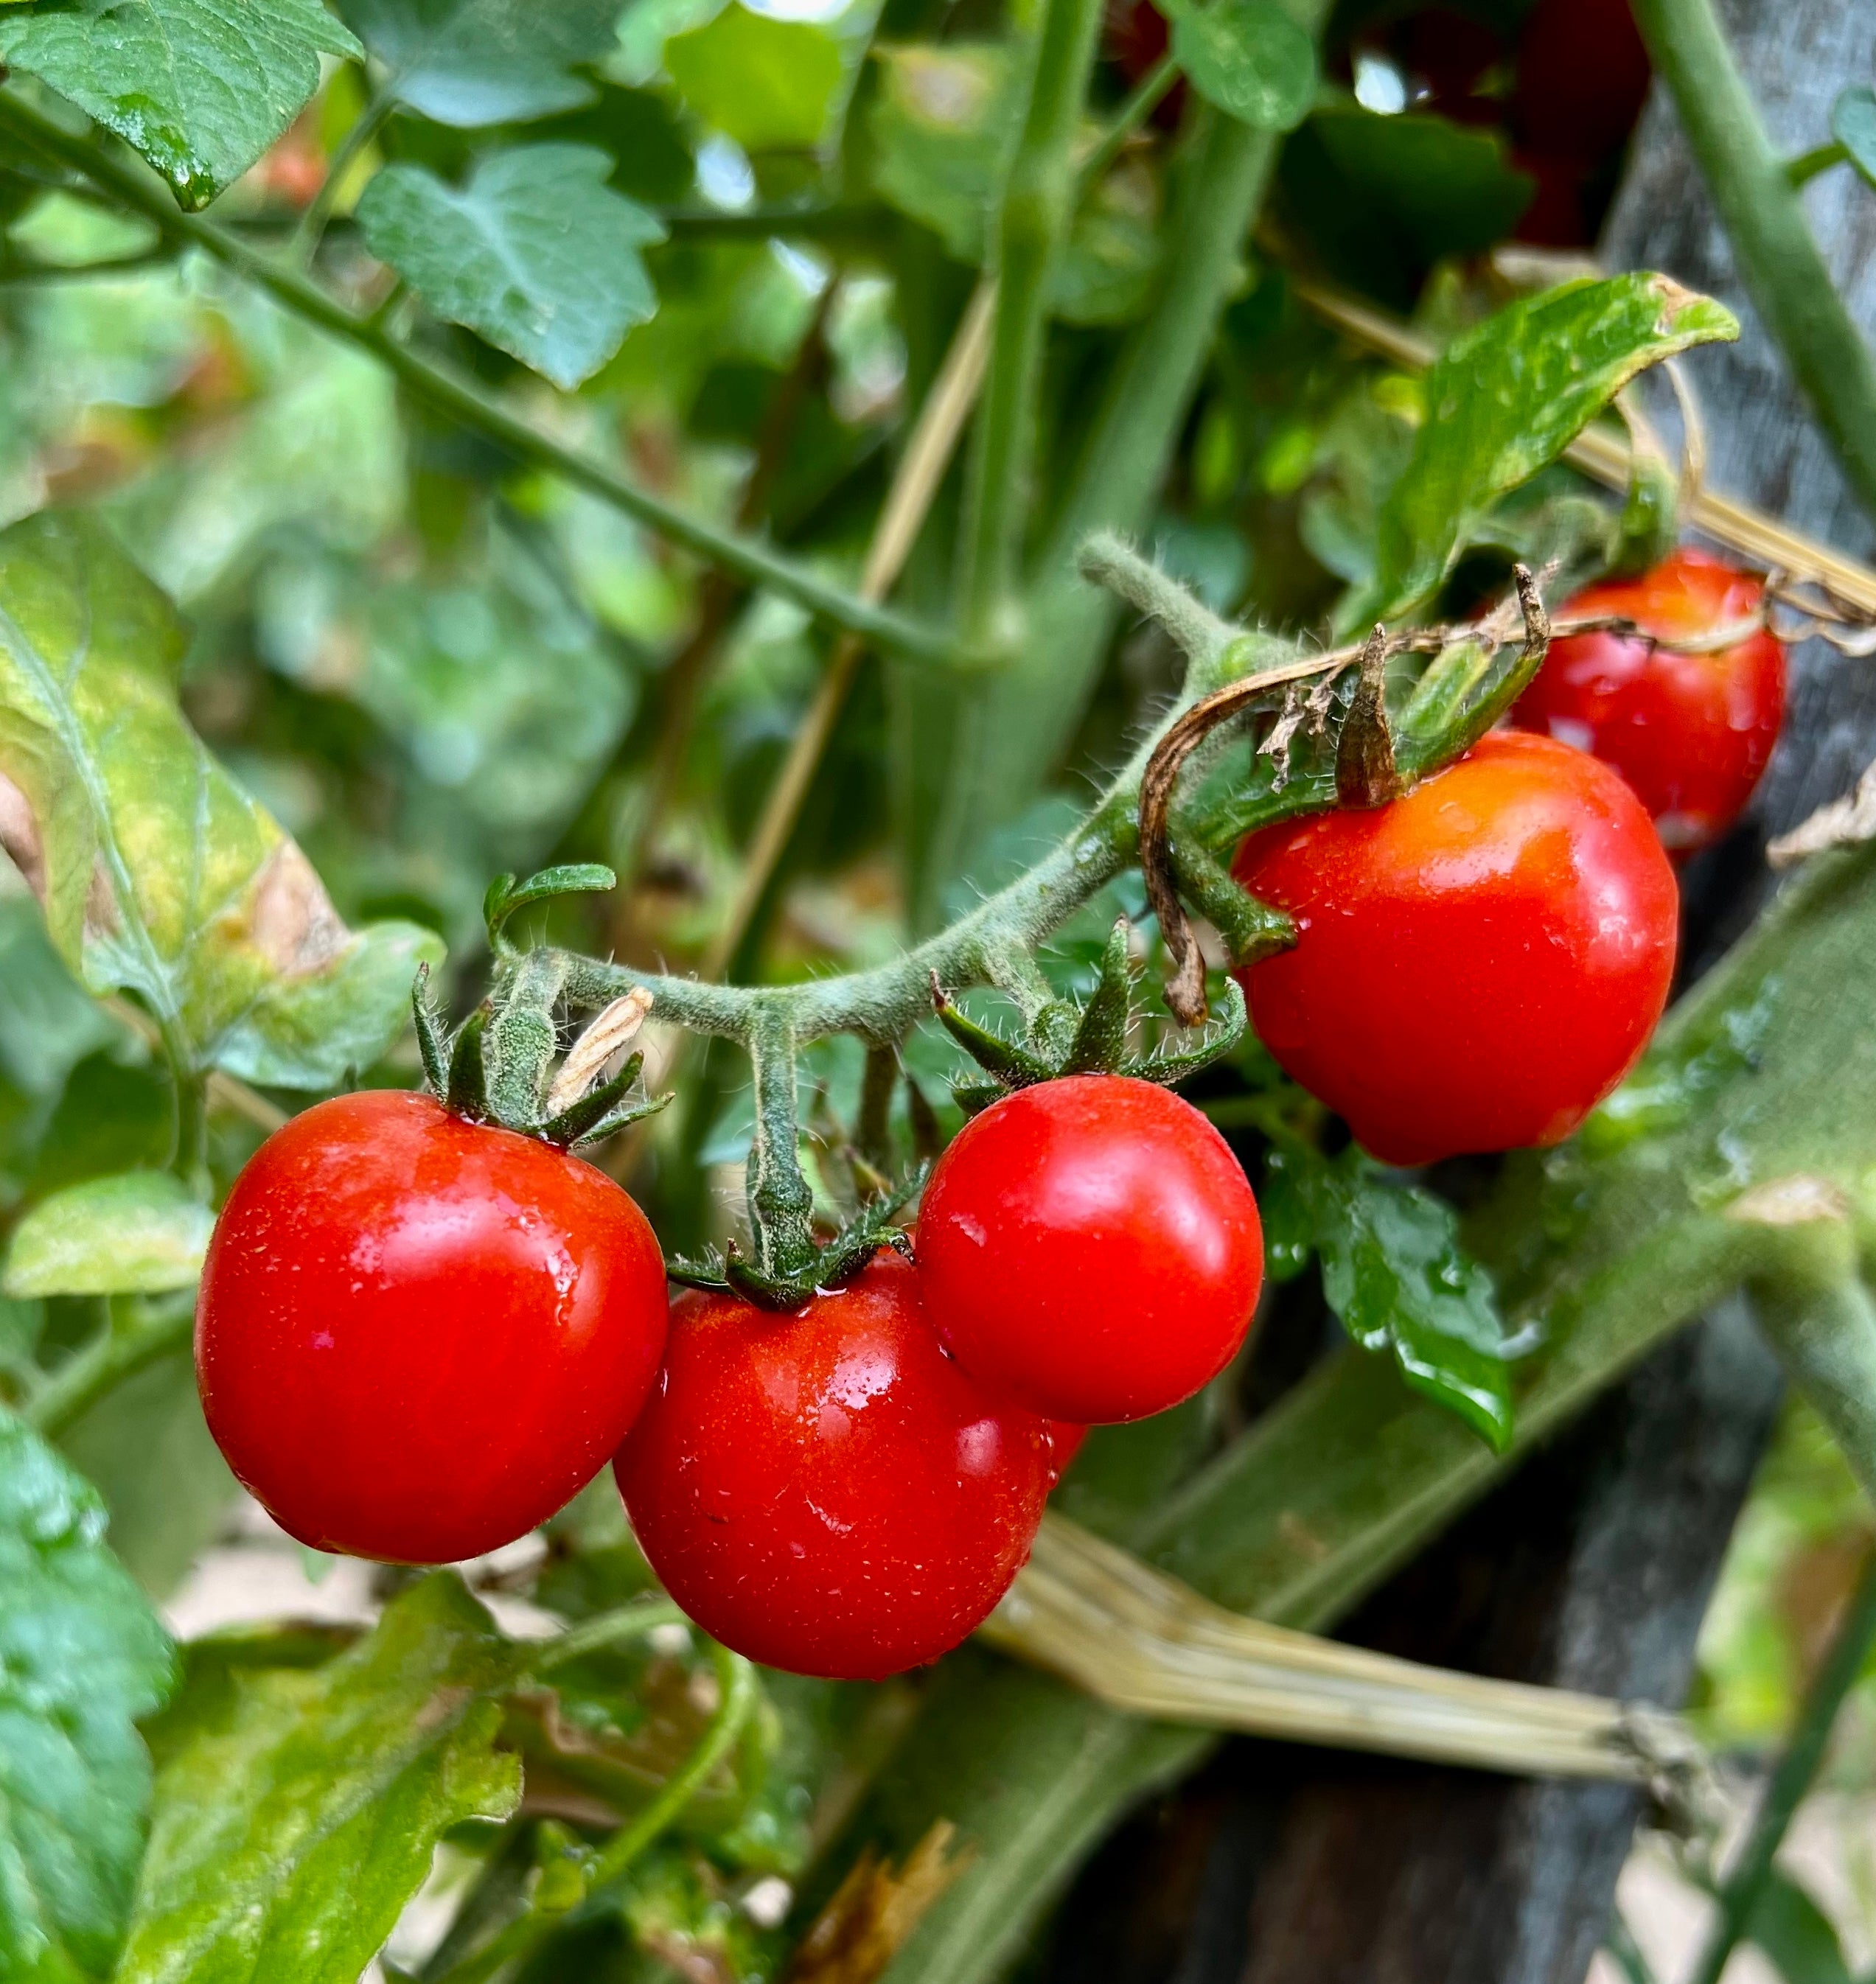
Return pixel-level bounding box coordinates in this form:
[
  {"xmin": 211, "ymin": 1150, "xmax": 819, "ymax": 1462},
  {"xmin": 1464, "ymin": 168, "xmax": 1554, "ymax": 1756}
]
[
  {"xmin": 3, "ymin": 1173, "xmax": 213, "ymax": 1297},
  {"xmin": 0, "ymin": 512, "xmax": 441, "ymax": 1087}
]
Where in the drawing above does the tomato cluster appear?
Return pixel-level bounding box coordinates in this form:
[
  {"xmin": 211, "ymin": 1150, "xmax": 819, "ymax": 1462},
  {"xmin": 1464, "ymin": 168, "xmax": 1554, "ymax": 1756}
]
[{"xmin": 196, "ymin": 545, "xmax": 1765, "ymax": 1680}]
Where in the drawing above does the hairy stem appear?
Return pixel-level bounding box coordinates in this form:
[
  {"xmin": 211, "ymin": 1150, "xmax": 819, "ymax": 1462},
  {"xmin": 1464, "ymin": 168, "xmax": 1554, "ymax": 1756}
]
[
  {"xmin": 0, "ymin": 89, "xmax": 956, "ymax": 665},
  {"xmin": 955, "ymin": 0, "xmax": 1106, "ymax": 646},
  {"xmin": 1629, "ymin": 0, "xmax": 1876, "ymax": 520},
  {"xmin": 746, "ymin": 1003, "xmax": 817, "ymax": 1278}
]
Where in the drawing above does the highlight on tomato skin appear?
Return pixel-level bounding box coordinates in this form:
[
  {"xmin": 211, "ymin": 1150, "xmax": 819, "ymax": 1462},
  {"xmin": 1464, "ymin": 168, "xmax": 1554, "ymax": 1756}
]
[
  {"xmin": 614, "ymin": 1251, "xmax": 1056, "ymax": 1682},
  {"xmin": 1232, "ymin": 729, "xmax": 1679, "ymax": 1169},
  {"xmin": 1513, "ymin": 548, "xmax": 1788, "ymax": 856},
  {"xmin": 195, "ymin": 1089, "xmax": 670, "ymax": 1566},
  {"xmin": 916, "ymin": 1075, "xmax": 1263, "ymax": 1427}
]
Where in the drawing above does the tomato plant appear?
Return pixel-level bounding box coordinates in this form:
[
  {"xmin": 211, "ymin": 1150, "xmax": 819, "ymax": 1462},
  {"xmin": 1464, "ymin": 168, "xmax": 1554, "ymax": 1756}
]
[
  {"xmin": 1232, "ymin": 730, "xmax": 1679, "ymax": 1165},
  {"xmin": 0, "ymin": 1, "xmax": 1869, "ymax": 1981},
  {"xmin": 1514, "ymin": 548, "xmax": 1788, "ymax": 853},
  {"xmin": 616, "ymin": 1251, "xmax": 1057, "ymax": 1680},
  {"xmin": 197, "ymin": 1089, "xmax": 668, "ymax": 1564},
  {"xmin": 918, "ymin": 1075, "xmax": 1264, "ymax": 1424}
]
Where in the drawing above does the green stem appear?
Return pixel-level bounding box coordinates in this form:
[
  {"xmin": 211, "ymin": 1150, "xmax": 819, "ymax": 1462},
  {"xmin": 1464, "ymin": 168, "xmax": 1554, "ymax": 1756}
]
[
  {"xmin": 430, "ymin": 1644, "xmax": 756, "ymax": 1984},
  {"xmin": 531, "ymin": 1596, "xmax": 688, "ymax": 1674},
  {"xmin": 746, "ymin": 1003, "xmax": 816, "ymax": 1279},
  {"xmin": 25, "ymin": 1299, "xmax": 195, "ymax": 1440},
  {"xmin": 955, "ymin": 0, "xmax": 1106, "ymax": 645},
  {"xmin": 1688, "ymin": 1545, "xmax": 1876, "ymax": 1984},
  {"xmin": 587, "ymin": 1643, "xmax": 756, "ymax": 1893},
  {"xmin": 293, "ymin": 87, "xmax": 394, "ymax": 267},
  {"xmin": 0, "ymin": 89, "xmax": 956, "ymax": 666},
  {"xmin": 1785, "ymin": 140, "xmax": 1848, "ymax": 188},
  {"xmin": 1629, "ymin": 0, "xmax": 1876, "ymax": 520},
  {"xmin": 169, "ymin": 1069, "xmax": 208, "ymax": 1189},
  {"xmin": 1075, "ymin": 52, "xmax": 1179, "ymax": 198}
]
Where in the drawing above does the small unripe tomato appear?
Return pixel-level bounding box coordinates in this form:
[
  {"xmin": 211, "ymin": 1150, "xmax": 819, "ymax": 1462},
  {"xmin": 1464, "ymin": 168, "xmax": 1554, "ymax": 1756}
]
[
  {"xmin": 916, "ymin": 1075, "xmax": 1263, "ymax": 1425},
  {"xmin": 1232, "ymin": 730, "xmax": 1677, "ymax": 1167},
  {"xmin": 1513, "ymin": 548, "xmax": 1786, "ymax": 854},
  {"xmin": 196, "ymin": 1090, "xmax": 668, "ymax": 1564},
  {"xmin": 615, "ymin": 1252, "xmax": 1056, "ymax": 1680}
]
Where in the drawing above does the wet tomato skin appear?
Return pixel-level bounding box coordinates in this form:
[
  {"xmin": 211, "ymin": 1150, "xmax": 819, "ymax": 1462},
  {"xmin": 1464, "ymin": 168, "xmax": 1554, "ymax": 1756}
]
[
  {"xmin": 1232, "ymin": 730, "xmax": 1678, "ymax": 1167},
  {"xmin": 196, "ymin": 1089, "xmax": 668, "ymax": 1564},
  {"xmin": 615, "ymin": 1251, "xmax": 1055, "ymax": 1680},
  {"xmin": 1513, "ymin": 549, "xmax": 1786, "ymax": 854},
  {"xmin": 916, "ymin": 1075, "xmax": 1263, "ymax": 1425}
]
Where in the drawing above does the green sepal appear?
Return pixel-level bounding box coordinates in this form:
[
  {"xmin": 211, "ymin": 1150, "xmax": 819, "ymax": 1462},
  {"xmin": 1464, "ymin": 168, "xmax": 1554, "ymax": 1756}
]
[
  {"xmin": 484, "ymin": 864, "xmax": 617, "ymax": 952},
  {"xmin": 1062, "ymin": 921, "xmax": 1134, "ymax": 1076},
  {"xmin": 411, "ymin": 965, "xmax": 449, "ymax": 1100},
  {"xmin": 931, "ymin": 979, "xmax": 1056, "ymax": 1091},
  {"xmin": 952, "ymin": 1079, "xmax": 1008, "ymax": 1117},
  {"xmin": 539, "ymin": 1054, "xmax": 646, "ymax": 1146},
  {"xmin": 1170, "ymin": 842, "xmax": 1295, "ymax": 967},
  {"xmin": 667, "ymin": 1168, "xmax": 925, "ymax": 1312},
  {"xmin": 444, "ymin": 1005, "xmax": 492, "ymax": 1120},
  {"xmin": 1121, "ymin": 977, "xmax": 1249, "ymax": 1087},
  {"xmin": 482, "ymin": 949, "xmax": 567, "ymax": 1131}
]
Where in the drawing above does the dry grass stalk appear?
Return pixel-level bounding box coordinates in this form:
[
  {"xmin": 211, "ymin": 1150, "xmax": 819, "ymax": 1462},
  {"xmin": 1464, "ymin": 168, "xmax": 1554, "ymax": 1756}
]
[{"xmin": 983, "ymin": 1514, "xmax": 1697, "ymax": 1784}]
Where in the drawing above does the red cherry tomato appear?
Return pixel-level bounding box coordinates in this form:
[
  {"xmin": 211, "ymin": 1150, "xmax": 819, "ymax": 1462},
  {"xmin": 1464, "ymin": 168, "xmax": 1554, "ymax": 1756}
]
[
  {"xmin": 916, "ymin": 1075, "xmax": 1263, "ymax": 1425},
  {"xmin": 1103, "ymin": 0, "xmax": 1185, "ymax": 128},
  {"xmin": 1513, "ymin": 549, "xmax": 1786, "ymax": 854},
  {"xmin": 615, "ymin": 1252, "xmax": 1054, "ymax": 1680},
  {"xmin": 197, "ymin": 1089, "xmax": 668, "ymax": 1564},
  {"xmin": 1513, "ymin": 0, "xmax": 1650, "ymax": 162},
  {"xmin": 1232, "ymin": 730, "xmax": 1677, "ymax": 1167}
]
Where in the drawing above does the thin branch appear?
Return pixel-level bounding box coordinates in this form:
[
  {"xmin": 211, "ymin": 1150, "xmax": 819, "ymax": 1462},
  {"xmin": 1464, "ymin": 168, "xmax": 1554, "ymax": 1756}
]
[
  {"xmin": 24, "ymin": 1300, "xmax": 195, "ymax": 1439},
  {"xmin": 955, "ymin": 0, "xmax": 1106, "ymax": 644},
  {"xmin": 1075, "ymin": 53, "xmax": 1179, "ymax": 200},
  {"xmin": 1687, "ymin": 1543, "xmax": 1876, "ymax": 1984},
  {"xmin": 0, "ymin": 88, "xmax": 958, "ymax": 666}
]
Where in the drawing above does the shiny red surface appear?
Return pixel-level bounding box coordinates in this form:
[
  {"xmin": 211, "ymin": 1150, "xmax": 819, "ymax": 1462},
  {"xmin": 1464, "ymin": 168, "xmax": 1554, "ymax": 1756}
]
[
  {"xmin": 1513, "ymin": 550, "xmax": 1787, "ymax": 854},
  {"xmin": 615, "ymin": 1253, "xmax": 1056, "ymax": 1680},
  {"xmin": 1232, "ymin": 730, "xmax": 1678, "ymax": 1167},
  {"xmin": 916, "ymin": 1076, "xmax": 1263, "ymax": 1425},
  {"xmin": 196, "ymin": 1089, "xmax": 667, "ymax": 1563}
]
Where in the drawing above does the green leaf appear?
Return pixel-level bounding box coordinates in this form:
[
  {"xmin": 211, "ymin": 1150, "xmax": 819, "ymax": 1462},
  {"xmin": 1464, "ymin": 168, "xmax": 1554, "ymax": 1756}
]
[
  {"xmin": 116, "ymin": 1575, "xmax": 522, "ymax": 1984},
  {"xmin": 357, "ymin": 145, "xmax": 665, "ymax": 390},
  {"xmin": 1831, "ymin": 85, "xmax": 1876, "ymax": 193},
  {"xmin": 3, "ymin": 1173, "xmax": 212, "ymax": 1298},
  {"xmin": 664, "ymin": 4, "xmax": 843, "ymax": 153},
  {"xmin": 1170, "ymin": 0, "xmax": 1316, "ymax": 133},
  {"xmin": 1271, "ymin": 1145, "xmax": 1515, "ymax": 1450},
  {"xmin": 337, "ymin": 0, "xmax": 623, "ymax": 128},
  {"xmin": 1746, "ymin": 1870, "xmax": 1855, "ymax": 1984},
  {"xmin": 0, "ymin": 1408, "xmax": 175, "ymax": 1983},
  {"xmin": 0, "ymin": 511, "xmax": 442, "ymax": 1088},
  {"xmin": 1346, "ymin": 273, "xmax": 1738, "ymax": 629},
  {"xmin": 0, "ymin": 0, "xmax": 362, "ymax": 212}
]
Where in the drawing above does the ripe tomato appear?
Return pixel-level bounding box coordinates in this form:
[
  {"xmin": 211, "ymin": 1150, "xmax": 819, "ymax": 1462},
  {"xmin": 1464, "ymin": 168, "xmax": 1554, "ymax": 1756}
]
[
  {"xmin": 1103, "ymin": 0, "xmax": 1185, "ymax": 128},
  {"xmin": 615, "ymin": 1251, "xmax": 1055, "ymax": 1680},
  {"xmin": 916, "ymin": 1075, "xmax": 1263, "ymax": 1425},
  {"xmin": 197, "ymin": 1089, "xmax": 667, "ymax": 1565},
  {"xmin": 1232, "ymin": 730, "xmax": 1677, "ymax": 1167},
  {"xmin": 1513, "ymin": 0, "xmax": 1650, "ymax": 163},
  {"xmin": 1513, "ymin": 549, "xmax": 1786, "ymax": 854}
]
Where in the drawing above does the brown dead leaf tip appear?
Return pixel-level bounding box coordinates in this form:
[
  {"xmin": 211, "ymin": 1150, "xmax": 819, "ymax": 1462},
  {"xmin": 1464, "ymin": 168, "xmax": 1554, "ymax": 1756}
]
[{"xmin": 784, "ymin": 1822, "xmax": 970, "ymax": 1984}]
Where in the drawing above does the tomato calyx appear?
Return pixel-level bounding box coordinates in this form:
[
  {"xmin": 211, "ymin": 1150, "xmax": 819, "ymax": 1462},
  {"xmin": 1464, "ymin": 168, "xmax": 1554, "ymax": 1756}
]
[
  {"xmin": 411, "ymin": 864, "xmax": 673, "ymax": 1148},
  {"xmin": 932, "ymin": 917, "xmax": 1246, "ymax": 1116},
  {"xmin": 666, "ymin": 1165, "xmax": 925, "ymax": 1309}
]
